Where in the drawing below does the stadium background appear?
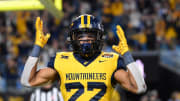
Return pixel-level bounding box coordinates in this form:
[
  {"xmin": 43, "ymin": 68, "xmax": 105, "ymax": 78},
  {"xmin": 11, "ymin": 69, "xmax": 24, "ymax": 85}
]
[{"xmin": 0, "ymin": 0, "xmax": 180, "ymax": 101}]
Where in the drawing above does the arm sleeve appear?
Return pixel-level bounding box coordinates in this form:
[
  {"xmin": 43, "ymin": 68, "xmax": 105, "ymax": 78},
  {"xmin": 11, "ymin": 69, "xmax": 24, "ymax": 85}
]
[{"xmin": 123, "ymin": 52, "xmax": 147, "ymax": 93}]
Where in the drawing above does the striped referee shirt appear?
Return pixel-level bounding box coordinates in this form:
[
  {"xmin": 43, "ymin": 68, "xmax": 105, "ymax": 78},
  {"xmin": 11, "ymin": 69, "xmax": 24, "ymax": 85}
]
[{"xmin": 30, "ymin": 87, "xmax": 64, "ymax": 101}]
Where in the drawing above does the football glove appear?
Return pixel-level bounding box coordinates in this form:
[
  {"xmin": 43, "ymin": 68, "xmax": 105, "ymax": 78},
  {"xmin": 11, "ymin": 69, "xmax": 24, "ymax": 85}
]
[
  {"xmin": 112, "ymin": 25, "xmax": 129, "ymax": 55},
  {"xmin": 35, "ymin": 17, "xmax": 50, "ymax": 48}
]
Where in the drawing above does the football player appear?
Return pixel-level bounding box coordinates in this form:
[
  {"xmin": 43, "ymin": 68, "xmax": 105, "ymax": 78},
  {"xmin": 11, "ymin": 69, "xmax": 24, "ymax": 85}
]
[{"xmin": 21, "ymin": 14, "xmax": 147, "ymax": 101}]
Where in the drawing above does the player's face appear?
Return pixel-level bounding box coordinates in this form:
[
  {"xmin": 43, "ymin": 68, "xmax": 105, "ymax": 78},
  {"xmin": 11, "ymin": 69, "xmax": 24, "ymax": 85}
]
[{"xmin": 77, "ymin": 33, "xmax": 96, "ymax": 44}]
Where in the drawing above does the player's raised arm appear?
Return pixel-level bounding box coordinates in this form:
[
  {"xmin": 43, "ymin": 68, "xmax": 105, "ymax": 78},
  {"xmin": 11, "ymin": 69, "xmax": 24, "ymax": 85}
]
[
  {"xmin": 21, "ymin": 17, "xmax": 57, "ymax": 87},
  {"xmin": 112, "ymin": 25, "xmax": 147, "ymax": 94}
]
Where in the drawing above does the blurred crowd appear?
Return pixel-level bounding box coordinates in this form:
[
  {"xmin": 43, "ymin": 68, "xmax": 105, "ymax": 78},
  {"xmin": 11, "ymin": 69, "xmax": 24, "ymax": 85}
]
[
  {"xmin": 0, "ymin": 0, "xmax": 179, "ymax": 100},
  {"xmin": 140, "ymin": 90, "xmax": 180, "ymax": 101}
]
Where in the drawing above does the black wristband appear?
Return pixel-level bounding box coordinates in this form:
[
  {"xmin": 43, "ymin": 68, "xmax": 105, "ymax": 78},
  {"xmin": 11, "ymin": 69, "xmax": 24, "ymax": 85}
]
[
  {"xmin": 30, "ymin": 45, "xmax": 42, "ymax": 57},
  {"xmin": 123, "ymin": 51, "xmax": 134, "ymax": 65}
]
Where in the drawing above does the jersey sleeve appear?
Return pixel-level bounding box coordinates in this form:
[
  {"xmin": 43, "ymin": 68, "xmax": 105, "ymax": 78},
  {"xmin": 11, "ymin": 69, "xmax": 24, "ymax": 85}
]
[
  {"xmin": 111, "ymin": 55, "xmax": 126, "ymax": 87},
  {"xmin": 117, "ymin": 56, "xmax": 126, "ymax": 70},
  {"xmin": 47, "ymin": 56, "xmax": 56, "ymax": 69}
]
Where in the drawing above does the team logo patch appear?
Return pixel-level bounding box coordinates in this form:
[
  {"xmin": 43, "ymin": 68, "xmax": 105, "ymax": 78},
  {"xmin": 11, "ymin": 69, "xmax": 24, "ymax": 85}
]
[
  {"xmin": 102, "ymin": 54, "xmax": 113, "ymax": 58},
  {"xmin": 99, "ymin": 60, "xmax": 107, "ymax": 63},
  {"xmin": 83, "ymin": 61, "xmax": 88, "ymax": 65},
  {"xmin": 61, "ymin": 55, "xmax": 69, "ymax": 59}
]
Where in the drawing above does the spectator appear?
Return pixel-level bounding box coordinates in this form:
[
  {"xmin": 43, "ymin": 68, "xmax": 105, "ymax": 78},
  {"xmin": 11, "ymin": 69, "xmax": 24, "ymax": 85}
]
[{"xmin": 168, "ymin": 91, "xmax": 180, "ymax": 101}]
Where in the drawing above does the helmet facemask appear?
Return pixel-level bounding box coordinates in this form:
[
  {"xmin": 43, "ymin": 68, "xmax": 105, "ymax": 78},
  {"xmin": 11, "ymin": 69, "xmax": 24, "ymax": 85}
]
[{"xmin": 70, "ymin": 29, "xmax": 103, "ymax": 60}]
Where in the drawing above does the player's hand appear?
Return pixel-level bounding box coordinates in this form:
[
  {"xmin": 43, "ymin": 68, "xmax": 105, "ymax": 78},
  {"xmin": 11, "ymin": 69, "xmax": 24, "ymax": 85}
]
[
  {"xmin": 112, "ymin": 25, "xmax": 129, "ymax": 55},
  {"xmin": 35, "ymin": 17, "xmax": 51, "ymax": 48}
]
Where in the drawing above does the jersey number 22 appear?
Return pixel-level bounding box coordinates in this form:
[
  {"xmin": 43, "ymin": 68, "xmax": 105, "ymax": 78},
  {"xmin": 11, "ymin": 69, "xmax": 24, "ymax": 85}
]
[{"xmin": 66, "ymin": 82, "xmax": 107, "ymax": 101}]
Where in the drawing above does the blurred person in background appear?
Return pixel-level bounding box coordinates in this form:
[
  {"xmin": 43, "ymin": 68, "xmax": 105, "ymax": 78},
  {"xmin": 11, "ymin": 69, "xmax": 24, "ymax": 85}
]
[
  {"xmin": 168, "ymin": 91, "xmax": 180, "ymax": 101},
  {"xmin": 0, "ymin": 58, "xmax": 6, "ymax": 92},
  {"xmin": 4, "ymin": 55, "xmax": 19, "ymax": 92},
  {"xmin": 140, "ymin": 90, "xmax": 161, "ymax": 101},
  {"xmin": 149, "ymin": 90, "xmax": 161, "ymax": 101},
  {"xmin": 140, "ymin": 95, "xmax": 148, "ymax": 101}
]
